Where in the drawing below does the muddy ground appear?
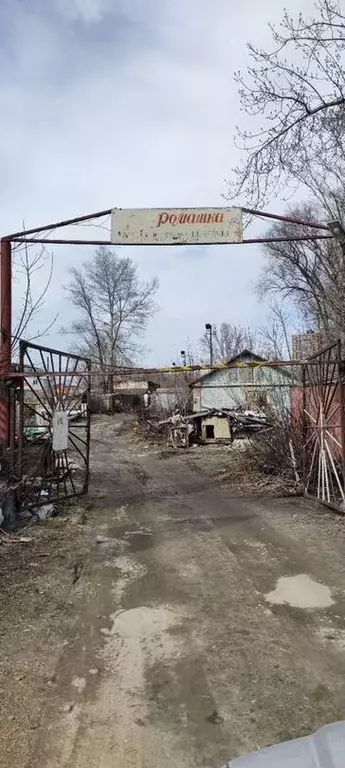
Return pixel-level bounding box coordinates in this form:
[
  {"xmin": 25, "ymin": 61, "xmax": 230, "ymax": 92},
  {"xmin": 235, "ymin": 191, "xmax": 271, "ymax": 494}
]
[{"xmin": 1, "ymin": 414, "xmax": 345, "ymax": 767}]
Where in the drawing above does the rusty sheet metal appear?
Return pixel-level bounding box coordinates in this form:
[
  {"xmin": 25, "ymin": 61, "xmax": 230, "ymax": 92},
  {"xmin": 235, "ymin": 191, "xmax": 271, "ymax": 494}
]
[{"xmin": 111, "ymin": 207, "xmax": 243, "ymax": 245}]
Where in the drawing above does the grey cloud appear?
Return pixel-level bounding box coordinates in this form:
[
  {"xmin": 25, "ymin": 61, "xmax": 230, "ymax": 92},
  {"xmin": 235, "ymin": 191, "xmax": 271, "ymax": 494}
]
[{"xmin": 1, "ymin": 0, "xmax": 316, "ymax": 364}]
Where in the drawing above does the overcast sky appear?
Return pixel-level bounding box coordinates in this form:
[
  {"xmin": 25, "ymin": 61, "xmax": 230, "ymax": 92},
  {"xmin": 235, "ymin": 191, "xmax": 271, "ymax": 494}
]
[{"xmin": 0, "ymin": 0, "xmax": 316, "ymax": 365}]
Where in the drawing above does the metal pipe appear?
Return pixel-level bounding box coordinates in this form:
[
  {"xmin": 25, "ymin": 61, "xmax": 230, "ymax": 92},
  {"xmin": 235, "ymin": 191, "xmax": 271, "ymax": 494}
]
[
  {"xmin": 242, "ymin": 207, "xmax": 330, "ymax": 231},
  {"xmin": 7, "ymin": 360, "xmax": 317, "ymax": 378},
  {"xmin": 11, "ymin": 238, "xmax": 112, "ymax": 246},
  {"xmin": 243, "ymin": 234, "xmax": 332, "ymax": 244},
  {"xmin": 4, "ymin": 208, "xmax": 112, "ymax": 240},
  {"xmin": 191, "ymin": 382, "xmax": 295, "ymax": 388},
  {"xmin": 10, "ymin": 234, "xmax": 333, "ymax": 246},
  {"xmin": 0, "ymin": 239, "xmax": 12, "ymax": 448}
]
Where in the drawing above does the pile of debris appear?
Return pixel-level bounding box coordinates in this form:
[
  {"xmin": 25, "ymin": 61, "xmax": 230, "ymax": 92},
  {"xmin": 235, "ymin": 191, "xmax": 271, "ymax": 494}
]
[{"xmin": 146, "ymin": 408, "xmax": 271, "ymax": 448}]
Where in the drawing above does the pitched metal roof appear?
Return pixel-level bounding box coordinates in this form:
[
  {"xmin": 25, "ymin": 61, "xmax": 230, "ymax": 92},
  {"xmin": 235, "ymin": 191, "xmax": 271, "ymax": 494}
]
[{"xmin": 190, "ymin": 349, "xmax": 273, "ymax": 387}]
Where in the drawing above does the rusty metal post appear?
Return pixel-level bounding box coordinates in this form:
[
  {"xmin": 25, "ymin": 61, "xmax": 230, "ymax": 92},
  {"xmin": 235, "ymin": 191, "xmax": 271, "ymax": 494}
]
[
  {"xmin": 337, "ymin": 339, "xmax": 345, "ymax": 496},
  {"xmin": 83, "ymin": 359, "xmax": 92, "ymax": 494},
  {"xmin": 0, "ymin": 239, "xmax": 12, "ymax": 449}
]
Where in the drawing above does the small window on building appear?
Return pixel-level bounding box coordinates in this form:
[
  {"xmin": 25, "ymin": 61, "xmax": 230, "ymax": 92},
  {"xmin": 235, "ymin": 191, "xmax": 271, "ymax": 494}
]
[{"xmin": 206, "ymin": 424, "xmax": 215, "ymax": 439}]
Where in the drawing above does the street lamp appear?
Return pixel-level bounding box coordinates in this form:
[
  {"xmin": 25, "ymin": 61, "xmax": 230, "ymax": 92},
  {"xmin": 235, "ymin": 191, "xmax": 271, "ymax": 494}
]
[
  {"xmin": 180, "ymin": 349, "xmax": 186, "ymax": 366},
  {"xmin": 205, "ymin": 323, "xmax": 213, "ymax": 366}
]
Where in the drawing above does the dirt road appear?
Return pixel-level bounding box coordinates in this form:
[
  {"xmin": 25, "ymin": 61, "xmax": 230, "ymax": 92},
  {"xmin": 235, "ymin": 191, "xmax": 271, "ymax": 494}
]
[{"xmin": 2, "ymin": 415, "xmax": 345, "ymax": 767}]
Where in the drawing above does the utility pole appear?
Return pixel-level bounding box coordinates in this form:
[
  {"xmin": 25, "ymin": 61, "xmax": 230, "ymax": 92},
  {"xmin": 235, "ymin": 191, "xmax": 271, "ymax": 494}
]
[{"xmin": 205, "ymin": 323, "xmax": 213, "ymax": 366}]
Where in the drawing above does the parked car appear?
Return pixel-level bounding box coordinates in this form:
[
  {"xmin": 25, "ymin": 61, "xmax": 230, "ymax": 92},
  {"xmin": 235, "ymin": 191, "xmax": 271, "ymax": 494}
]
[{"xmin": 221, "ymin": 721, "xmax": 345, "ymax": 767}]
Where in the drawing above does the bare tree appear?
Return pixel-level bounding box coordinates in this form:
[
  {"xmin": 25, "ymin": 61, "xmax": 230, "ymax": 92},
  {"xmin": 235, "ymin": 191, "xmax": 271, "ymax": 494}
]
[
  {"xmin": 257, "ymin": 200, "xmax": 345, "ymax": 336},
  {"xmin": 200, "ymin": 322, "xmax": 257, "ymax": 364},
  {"xmin": 64, "ymin": 247, "xmax": 158, "ymax": 389},
  {"xmin": 12, "ymin": 239, "xmax": 58, "ymax": 355},
  {"xmin": 259, "ymin": 301, "xmax": 294, "ymax": 361},
  {"xmin": 229, "ymin": 0, "xmax": 345, "ymax": 207}
]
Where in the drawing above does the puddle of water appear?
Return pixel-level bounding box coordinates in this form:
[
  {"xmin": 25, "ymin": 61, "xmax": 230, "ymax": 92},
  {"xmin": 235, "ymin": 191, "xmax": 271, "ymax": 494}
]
[{"xmin": 265, "ymin": 574, "xmax": 334, "ymax": 609}]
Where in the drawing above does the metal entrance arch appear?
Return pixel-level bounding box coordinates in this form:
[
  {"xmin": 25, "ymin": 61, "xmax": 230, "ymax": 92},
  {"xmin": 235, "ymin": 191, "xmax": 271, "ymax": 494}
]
[{"xmin": 0, "ymin": 204, "xmax": 337, "ymax": 512}]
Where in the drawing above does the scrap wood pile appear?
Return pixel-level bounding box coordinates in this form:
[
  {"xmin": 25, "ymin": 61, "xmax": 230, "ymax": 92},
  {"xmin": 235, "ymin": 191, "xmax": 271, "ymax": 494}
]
[
  {"xmin": 222, "ymin": 409, "xmax": 270, "ymax": 437},
  {"xmin": 144, "ymin": 407, "xmax": 272, "ymax": 447}
]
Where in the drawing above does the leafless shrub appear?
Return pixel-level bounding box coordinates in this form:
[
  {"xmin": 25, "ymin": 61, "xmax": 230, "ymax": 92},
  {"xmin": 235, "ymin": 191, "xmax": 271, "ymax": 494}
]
[
  {"xmin": 135, "ymin": 374, "xmax": 192, "ymax": 445},
  {"xmin": 12, "ymin": 238, "xmax": 58, "ymax": 354},
  {"xmin": 246, "ymin": 402, "xmax": 302, "ymax": 485}
]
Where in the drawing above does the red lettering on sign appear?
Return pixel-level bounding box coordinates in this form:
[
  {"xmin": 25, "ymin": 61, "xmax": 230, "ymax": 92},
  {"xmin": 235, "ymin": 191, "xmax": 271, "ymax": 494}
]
[
  {"xmin": 157, "ymin": 210, "xmax": 226, "ymax": 227},
  {"xmin": 157, "ymin": 212, "xmax": 169, "ymax": 227}
]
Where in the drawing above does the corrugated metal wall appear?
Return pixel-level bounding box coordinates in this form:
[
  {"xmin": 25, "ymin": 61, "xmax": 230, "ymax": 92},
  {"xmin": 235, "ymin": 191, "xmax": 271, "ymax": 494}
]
[{"xmin": 192, "ymin": 356, "xmax": 291, "ymax": 412}]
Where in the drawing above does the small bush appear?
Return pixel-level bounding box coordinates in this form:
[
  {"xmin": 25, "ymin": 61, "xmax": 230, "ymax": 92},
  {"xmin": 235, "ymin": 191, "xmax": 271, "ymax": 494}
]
[{"xmin": 246, "ymin": 405, "xmax": 302, "ymax": 482}]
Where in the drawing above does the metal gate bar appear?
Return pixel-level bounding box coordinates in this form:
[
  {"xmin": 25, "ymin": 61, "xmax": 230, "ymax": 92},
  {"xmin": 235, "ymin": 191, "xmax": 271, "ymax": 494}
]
[{"xmin": 17, "ymin": 340, "xmax": 91, "ymax": 507}]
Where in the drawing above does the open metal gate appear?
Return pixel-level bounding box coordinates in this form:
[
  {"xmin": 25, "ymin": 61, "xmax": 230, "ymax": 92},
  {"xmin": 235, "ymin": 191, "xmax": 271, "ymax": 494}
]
[
  {"xmin": 17, "ymin": 341, "xmax": 91, "ymax": 507},
  {"xmin": 302, "ymin": 340, "xmax": 345, "ymax": 511}
]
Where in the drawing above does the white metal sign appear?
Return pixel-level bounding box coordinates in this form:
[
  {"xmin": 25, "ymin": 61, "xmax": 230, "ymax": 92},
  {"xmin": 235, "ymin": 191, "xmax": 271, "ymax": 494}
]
[
  {"xmin": 111, "ymin": 207, "xmax": 243, "ymax": 245},
  {"xmin": 52, "ymin": 410, "xmax": 69, "ymax": 452}
]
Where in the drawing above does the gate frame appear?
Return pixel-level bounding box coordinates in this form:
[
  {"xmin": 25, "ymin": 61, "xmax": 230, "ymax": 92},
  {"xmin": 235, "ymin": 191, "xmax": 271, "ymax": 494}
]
[
  {"xmin": 17, "ymin": 339, "xmax": 91, "ymax": 507},
  {"xmin": 302, "ymin": 339, "xmax": 345, "ymax": 512}
]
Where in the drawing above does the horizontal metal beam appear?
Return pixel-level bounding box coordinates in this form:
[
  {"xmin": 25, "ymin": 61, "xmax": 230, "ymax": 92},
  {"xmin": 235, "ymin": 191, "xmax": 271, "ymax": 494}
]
[
  {"xmin": 192, "ymin": 382, "xmax": 296, "ymax": 389},
  {"xmin": 4, "ymin": 208, "xmax": 112, "ymax": 240},
  {"xmin": 242, "ymin": 207, "xmax": 330, "ymax": 231},
  {"xmin": 5, "ymin": 360, "xmax": 320, "ymax": 380},
  {"xmin": 243, "ymin": 234, "xmax": 332, "ymax": 244},
  {"xmin": 10, "ymin": 234, "xmax": 333, "ymax": 246},
  {"xmin": 12, "ymin": 237, "xmax": 112, "ymax": 246},
  {"xmin": 20, "ymin": 339, "xmax": 90, "ymax": 361}
]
